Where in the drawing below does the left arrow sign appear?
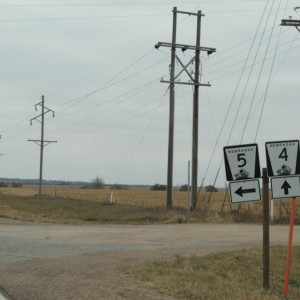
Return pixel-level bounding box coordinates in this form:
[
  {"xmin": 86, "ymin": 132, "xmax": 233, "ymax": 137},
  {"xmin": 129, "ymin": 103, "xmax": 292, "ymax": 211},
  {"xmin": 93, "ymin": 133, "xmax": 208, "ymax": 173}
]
[
  {"xmin": 229, "ymin": 179, "xmax": 261, "ymax": 204},
  {"xmin": 235, "ymin": 187, "xmax": 256, "ymax": 197}
]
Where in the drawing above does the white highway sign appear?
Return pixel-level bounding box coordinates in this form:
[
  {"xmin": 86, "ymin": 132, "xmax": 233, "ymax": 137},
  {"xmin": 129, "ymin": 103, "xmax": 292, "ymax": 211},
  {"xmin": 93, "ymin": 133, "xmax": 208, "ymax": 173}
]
[
  {"xmin": 265, "ymin": 140, "xmax": 300, "ymax": 177},
  {"xmin": 223, "ymin": 144, "xmax": 261, "ymax": 181},
  {"xmin": 271, "ymin": 176, "xmax": 300, "ymax": 199},
  {"xmin": 229, "ymin": 179, "xmax": 261, "ymax": 204}
]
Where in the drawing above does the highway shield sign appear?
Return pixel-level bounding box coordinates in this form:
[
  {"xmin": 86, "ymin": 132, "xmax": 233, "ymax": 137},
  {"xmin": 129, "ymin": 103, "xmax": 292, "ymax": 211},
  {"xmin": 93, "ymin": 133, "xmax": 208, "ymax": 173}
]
[
  {"xmin": 265, "ymin": 140, "xmax": 300, "ymax": 177},
  {"xmin": 224, "ymin": 144, "xmax": 261, "ymax": 181}
]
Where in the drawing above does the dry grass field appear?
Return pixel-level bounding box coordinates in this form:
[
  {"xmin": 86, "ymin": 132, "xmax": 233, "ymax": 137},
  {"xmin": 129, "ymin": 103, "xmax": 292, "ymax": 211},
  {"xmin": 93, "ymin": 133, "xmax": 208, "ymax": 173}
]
[
  {"xmin": 0, "ymin": 185, "xmax": 299, "ymax": 224},
  {"xmin": 0, "ymin": 185, "xmax": 189, "ymax": 206},
  {"xmin": 128, "ymin": 246, "xmax": 300, "ymax": 300}
]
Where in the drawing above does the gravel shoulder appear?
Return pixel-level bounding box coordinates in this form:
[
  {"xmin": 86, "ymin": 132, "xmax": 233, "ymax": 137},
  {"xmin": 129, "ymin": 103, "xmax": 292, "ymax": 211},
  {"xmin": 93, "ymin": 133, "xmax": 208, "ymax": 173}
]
[{"xmin": 1, "ymin": 218, "xmax": 299, "ymax": 300}]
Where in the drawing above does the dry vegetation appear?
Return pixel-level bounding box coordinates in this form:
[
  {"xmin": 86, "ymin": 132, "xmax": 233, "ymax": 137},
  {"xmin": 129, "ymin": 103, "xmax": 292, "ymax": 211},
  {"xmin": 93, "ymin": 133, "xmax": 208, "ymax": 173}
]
[
  {"xmin": 1, "ymin": 185, "xmax": 300, "ymax": 299},
  {"xmin": 127, "ymin": 246, "xmax": 300, "ymax": 299},
  {"xmin": 0, "ymin": 185, "xmax": 299, "ymax": 224}
]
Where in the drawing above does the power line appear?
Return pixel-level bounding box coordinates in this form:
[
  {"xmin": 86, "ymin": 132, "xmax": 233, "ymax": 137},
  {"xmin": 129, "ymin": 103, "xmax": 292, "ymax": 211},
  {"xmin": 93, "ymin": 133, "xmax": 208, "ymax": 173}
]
[
  {"xmin": 56, "ymin": 54, "xmax": 167, "ymax": 114},
  {"xmin": 0, "ymin": 14, "xmax": 170, "ymax": 22},
  {"xmin": 225, "ymin": 0, "xmax": 272, "ymax": 146},
  {"xmin": 243, "ymin": 0, "xmax": 283, "ymax": 142},
  {"xmin": 54, "ymin": 83, "xmax": 164, "ymax": 137},
  {"xmin": 114, "ymin": 95, "xmax": 166, "ymax": 184},
  {"xmin": 201, "ymin": 0, "xmax": 293, "ymax": 189},
  {"xmin": 196, "ymin": 0, "xmax": 270, "ymax": 188},
  {"xmin": 208, "ymin": 42, "xmax": 300, "ymax": 82},
  {"xmin": 0, "ymin": 1, "xmax": 276, "ymax": 8}
]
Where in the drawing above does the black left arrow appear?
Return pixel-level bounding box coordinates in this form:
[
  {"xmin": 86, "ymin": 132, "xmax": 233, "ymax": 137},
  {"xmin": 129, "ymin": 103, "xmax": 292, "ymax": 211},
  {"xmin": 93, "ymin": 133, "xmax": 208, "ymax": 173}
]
[
  {"xmin": 281, "ymin": 180, "xmax": 291, "ymax": 195},
  {"xmin": 235, "ymin": 187, "xmax": 256, "ymax": 197}
]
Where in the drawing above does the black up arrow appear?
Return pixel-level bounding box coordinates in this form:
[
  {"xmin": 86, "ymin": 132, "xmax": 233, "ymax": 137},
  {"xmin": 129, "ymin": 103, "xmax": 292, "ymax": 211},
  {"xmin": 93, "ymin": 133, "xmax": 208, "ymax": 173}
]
[
  {"xmin": 235, "ymin": 187, "xmax": 256, "ymax": 197},
  {"xmin": 281, "ymin": 180, "xmax": 291, "ymax": 195}
]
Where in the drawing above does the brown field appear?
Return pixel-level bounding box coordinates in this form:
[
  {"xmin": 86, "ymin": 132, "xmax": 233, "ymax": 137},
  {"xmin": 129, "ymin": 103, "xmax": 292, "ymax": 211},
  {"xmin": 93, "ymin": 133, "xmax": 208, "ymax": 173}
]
[
  {"xmin": 0, "ymin": 185, "xmax": 299, "ymax": 224},
  {"xmin": 0, "ymin": 185, "xmax": 202, "ymax": 206}
]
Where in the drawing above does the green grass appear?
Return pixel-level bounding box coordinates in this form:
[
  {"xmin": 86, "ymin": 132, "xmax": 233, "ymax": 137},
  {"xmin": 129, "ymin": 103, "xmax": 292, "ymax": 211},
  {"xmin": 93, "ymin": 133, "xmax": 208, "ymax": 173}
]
[
  {"xmin": 0, "ymin": 192, "xmax": 188, "ymax": 224},
  {"xmin": 0, "ymin": 191, "xmax": 298, "ymax": 225},
  {"xmin": 127, "ymin": 246, "xmax": 300, "ymax": 299}
]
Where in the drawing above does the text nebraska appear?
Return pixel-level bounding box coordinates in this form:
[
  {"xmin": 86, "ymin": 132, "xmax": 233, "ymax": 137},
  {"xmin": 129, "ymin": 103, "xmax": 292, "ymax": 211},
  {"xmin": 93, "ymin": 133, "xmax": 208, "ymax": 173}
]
[{"xmin": 227, "ymin": 148, "xmax": 254, "ymax": 154}]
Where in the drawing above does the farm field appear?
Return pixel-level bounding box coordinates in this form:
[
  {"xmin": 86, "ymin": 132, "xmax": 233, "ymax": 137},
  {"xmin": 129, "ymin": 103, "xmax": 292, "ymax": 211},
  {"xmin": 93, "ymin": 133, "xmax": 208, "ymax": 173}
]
[
  {"xmin": 0, "ymin": 184, "xmax": 193, "ymax": 206},
  {"xmin": 0, "ymin": 185, "xmax": 299, "ymax": 224}
]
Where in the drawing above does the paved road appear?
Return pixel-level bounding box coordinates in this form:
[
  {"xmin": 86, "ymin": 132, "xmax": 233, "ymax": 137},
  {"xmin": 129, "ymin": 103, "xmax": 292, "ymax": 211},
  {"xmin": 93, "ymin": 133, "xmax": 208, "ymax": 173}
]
[{"xmin": 0, "ymin": 218, "xmax": 299, "ymax": 299}]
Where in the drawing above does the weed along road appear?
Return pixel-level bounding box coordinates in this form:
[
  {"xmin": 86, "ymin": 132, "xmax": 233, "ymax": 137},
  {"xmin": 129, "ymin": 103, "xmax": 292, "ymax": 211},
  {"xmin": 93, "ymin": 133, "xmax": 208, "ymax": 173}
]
[{"xmin": 0, "ymin": 219, "xmax": 300, "ymax": 300}]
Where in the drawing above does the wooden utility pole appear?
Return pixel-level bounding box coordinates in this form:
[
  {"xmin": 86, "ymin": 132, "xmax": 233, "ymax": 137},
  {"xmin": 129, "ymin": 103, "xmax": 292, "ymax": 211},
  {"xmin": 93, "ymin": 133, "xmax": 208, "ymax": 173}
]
[
  {"xmin": 191, "ymin": 11, "xmax": 202, "ymax": 210},
  {"xmin": 155, "ymin": 8, "xmax": 216, "ymax": 210},
  {"xmin": 166, "ymin": 7, "xmax": 177, "ymax": 210},
  {"xmin": 28, "ymin": 95, "xmax": 57, "ymax": 197}
]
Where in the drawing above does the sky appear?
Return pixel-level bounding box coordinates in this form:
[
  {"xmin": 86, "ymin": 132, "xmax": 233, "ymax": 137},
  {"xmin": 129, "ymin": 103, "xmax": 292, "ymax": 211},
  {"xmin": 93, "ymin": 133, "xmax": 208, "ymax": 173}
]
[{"xmin": 0, "ymin": 0, "xmax": 299, "ymax": 187}]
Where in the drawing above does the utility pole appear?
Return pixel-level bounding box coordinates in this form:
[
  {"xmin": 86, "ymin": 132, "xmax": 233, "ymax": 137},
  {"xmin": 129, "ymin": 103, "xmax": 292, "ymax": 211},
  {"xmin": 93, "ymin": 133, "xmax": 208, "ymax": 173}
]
[
  {"xmin": 28, "ymin": 95, "xmax": 57, "ymax": 197},
  {"xmin": 165, "ymin": 7, "xmax": 176, "ymax": 210},
  {"xmin": 155, "ymin": 7, "xmax": 216, "ymax": 210},
  {"xmin": 191, "ymin": 11, "xmax": 202, "ymax": 211}
]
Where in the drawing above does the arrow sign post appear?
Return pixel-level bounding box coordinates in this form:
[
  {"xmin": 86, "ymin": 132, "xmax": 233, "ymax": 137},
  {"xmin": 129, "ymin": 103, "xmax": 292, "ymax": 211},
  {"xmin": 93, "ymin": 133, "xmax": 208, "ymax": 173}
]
[
  {"xmin": 229, "ymin": 179, "xmax": 261, "ymax": 204},
  {"xmin": 271, "ymin": 176, "xmax": 300, "ymax": 199}
]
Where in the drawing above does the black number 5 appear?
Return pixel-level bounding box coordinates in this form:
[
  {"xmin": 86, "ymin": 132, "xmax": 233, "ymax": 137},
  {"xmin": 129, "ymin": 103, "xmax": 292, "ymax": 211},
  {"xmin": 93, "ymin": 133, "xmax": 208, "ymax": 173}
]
[{"xmin": 237, "ymin": 153, "xmax": 246, "ymax": 167}]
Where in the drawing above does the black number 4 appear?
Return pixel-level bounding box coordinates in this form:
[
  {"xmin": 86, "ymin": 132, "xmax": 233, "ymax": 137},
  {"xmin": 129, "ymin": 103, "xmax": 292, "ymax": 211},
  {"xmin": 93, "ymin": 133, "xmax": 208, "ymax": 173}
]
[
  {"xmin": 237, "ymin": 153, "xmax": 246, "ymax": 167},
  {"xmin": 279, "ymin": 147, "xmax": 288, "ymax": 161}
]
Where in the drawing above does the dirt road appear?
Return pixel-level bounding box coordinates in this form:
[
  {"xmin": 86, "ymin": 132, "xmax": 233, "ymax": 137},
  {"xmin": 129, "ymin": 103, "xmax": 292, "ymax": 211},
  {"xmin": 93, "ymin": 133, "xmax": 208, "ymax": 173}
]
[{"xmin": 0, "ymin": 218, "xmax": 299, "ymax": 300}]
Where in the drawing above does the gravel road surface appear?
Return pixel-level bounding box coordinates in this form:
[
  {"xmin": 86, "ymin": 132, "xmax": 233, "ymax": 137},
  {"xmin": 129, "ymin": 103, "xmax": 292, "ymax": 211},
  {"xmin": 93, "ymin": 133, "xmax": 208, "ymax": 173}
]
[{"xmin": 0, "ymin": 218, "xmax": 299, "ymax": 299}]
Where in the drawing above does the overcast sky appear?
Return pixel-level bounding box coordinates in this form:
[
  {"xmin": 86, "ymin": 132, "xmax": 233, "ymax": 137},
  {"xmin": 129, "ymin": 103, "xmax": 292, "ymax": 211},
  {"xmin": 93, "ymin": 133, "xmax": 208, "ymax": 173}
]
[{"xmin": 0, "ymin": 0, "xmax": 299, "ymax": 186}]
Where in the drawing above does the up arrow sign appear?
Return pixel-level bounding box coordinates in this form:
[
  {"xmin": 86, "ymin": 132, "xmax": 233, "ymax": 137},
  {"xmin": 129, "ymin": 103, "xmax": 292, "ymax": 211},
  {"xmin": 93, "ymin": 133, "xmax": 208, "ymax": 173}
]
[
  {"xmin": 281, "ymin": 180, "xmax": 291, "ymax": 195},
  {"xmin": 270, "ymin": 176, "xmax": 300, "ymax": 199}
]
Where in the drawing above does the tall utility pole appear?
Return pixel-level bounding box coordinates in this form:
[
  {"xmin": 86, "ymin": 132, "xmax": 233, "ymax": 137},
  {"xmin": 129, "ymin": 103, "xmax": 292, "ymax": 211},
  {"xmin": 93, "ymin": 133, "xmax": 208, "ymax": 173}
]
[
  {"xmin": 166, "ymin": 7, "xmax": 177, "ymax": 210},
  {"xmin": 155, "ymin": 7, "xmax": 216, "ymax": 210},
  {"xmin": 28, "ymin": 95, "xmax": 57, "ymax": 197},
  {"xmin": 191, "ymin": 11, "xmax": 202, "ymax": 211}
]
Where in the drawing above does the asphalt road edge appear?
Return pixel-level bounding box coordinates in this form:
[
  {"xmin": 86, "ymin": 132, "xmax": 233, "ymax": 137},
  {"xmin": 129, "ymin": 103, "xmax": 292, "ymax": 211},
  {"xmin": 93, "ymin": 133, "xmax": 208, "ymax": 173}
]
[{"xmin": 0, "ymin": 285, "xmax": 13, "ymax": 300}]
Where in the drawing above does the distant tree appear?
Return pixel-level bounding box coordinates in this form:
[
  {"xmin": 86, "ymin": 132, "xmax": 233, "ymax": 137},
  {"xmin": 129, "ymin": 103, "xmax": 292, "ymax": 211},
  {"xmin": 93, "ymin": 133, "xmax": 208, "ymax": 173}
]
[
  {"xmin": 11, "ymin": 182, "xmax": 23, "ymax": 188},
  {"xmin": 90, "ymin": 176, "xmax": 105, "ymax": 189},
  {"xmin": 59, "ymin": 181, "xmax": 70, "ymax": 186},
  {"xmin": 150, "ymin": 184, "xmax": 167, "ymax": 191},
  {"xmin": 0, "ymin": 182, "xmax": 8, "ymax": 187},
  {"xmin": 205, "ymin": 185, "xmax": 218, "ymax": 192},
  {"xmin": 179, "ymin": 184, "xmax": 188, "ymax": 191},
  {"xmin": 113, "ymin": 184, "xmax": 129, "ymax": 190}
]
